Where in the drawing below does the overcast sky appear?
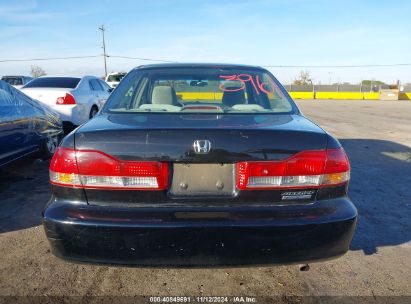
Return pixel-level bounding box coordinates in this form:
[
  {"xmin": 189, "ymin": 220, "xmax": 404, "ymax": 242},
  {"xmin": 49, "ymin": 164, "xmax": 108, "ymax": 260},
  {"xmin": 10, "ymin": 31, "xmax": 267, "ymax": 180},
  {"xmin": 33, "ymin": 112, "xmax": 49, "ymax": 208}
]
[{"xmin": 1, "ymin": 0, "xmax": 410, "ymax": 84}]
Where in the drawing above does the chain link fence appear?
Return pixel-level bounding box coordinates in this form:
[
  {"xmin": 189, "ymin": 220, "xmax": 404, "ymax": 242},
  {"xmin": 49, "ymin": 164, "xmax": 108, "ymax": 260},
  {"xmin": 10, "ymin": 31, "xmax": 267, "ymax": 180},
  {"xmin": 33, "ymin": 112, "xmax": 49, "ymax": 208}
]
[
  {"xmin": 285, "ymin": 84, "xmax": 382, "ymax": 93},
  {"xmin": 283, "ymin": 83, "xmax": 411, "ymax": 100}
]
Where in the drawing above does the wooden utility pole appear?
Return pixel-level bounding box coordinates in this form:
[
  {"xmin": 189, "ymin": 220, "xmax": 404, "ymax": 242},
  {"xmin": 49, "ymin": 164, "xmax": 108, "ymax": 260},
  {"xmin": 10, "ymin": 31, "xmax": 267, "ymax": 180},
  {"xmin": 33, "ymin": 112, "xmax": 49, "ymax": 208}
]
[{"xmin": 99, "ymin": 25, "xmax": 108, "ymax": 77}]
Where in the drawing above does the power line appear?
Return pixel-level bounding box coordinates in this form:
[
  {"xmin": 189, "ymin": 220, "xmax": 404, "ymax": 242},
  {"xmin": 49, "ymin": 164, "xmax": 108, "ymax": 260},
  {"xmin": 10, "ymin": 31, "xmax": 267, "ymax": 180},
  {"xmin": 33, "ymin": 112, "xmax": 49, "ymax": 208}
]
[
  {"xmin": 0, "ymin": 55, "xmax": 102, "ymax": 63},
  {"xmin": 0, "ymin": 54, "xmax": 410, "ymax": 68},
  {"xmin": 108, "ymin": 55, "xmax": 177, "ymax": 63},
  {"xmin": 0, "ymin": 54, "xmax": 177, "ymax": 64},
  {"xmin": 262, "ymin": 63, "xmax": 411, "ymax": 68}
]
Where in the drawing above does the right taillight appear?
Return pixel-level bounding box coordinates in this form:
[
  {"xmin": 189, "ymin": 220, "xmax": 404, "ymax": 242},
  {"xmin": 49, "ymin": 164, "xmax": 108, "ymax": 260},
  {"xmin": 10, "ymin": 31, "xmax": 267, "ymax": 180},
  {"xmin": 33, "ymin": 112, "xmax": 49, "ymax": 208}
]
[
  {"xmin": 236, "ymin": 148, "xmax": 350, "ymax": 190},
  {"xmin": 49, "ymin": 147, "xmax": 168, "ymax": 190},
  {"xmin": 322, "ymin": 148, "xmax": 350, "ymax": 185},
  {"xmin": 56, "ymin": 93, "xmax": 76, "ymax": 105}
]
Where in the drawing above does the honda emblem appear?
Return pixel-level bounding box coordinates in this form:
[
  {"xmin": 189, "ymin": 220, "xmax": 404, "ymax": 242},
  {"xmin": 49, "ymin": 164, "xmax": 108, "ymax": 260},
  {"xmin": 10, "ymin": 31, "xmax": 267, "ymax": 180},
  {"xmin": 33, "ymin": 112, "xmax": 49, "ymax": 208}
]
[{"xmin": 193, "ymin": 140, "xmax": 211, "ymax": 154}]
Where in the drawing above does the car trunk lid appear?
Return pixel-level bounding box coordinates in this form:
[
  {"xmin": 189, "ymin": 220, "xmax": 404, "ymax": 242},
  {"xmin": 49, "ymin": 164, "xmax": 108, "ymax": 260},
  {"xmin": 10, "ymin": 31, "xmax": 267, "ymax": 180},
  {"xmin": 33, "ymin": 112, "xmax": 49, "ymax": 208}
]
[
  {"xmin": 73, "ymin": 113, "xmax": 328, "ymax": 205},
  {"xmin": 21, "ymin": 88, "xmax": 71, "ymax": 107},
  {"xmin": 75, "ymin": 113, "xmax": 327, "ymax": 162}
]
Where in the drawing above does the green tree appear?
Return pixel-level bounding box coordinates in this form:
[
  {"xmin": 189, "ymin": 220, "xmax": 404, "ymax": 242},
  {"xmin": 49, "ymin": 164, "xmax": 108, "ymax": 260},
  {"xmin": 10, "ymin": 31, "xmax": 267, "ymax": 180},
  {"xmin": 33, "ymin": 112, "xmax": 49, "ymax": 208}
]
[{"xmin": 361, "ymin": 80, "xmax": 385, "ymax": 86}]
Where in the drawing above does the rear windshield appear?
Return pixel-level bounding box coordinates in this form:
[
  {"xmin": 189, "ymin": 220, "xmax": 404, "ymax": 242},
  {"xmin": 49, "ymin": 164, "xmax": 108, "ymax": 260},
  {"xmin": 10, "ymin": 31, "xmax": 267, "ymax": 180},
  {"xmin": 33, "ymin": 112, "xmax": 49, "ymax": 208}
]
[
  {"xmin": 23, "ymin": 77, "xmax": 80, "ymax": 89},
  {"xmin": 104, "ymin": 67, "xmax": 295, "ymax": 114},
  {"xmin": 1, "ymin": 77, "xmax": 23, "ymax": 86}
]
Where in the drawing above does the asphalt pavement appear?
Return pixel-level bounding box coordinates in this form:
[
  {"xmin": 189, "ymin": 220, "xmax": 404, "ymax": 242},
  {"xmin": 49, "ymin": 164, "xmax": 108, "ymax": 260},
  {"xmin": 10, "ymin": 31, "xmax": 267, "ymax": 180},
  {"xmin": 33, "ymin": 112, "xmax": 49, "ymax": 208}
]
[{"xmin": 1, "ymin": 99, "xmax": 410, "ymax": 303}]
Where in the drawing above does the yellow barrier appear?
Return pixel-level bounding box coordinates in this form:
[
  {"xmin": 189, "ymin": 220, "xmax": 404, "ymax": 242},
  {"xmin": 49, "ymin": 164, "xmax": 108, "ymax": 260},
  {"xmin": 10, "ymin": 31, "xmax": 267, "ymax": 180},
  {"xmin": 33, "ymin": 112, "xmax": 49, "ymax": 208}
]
[
  {"xmin": 177, "ymin": 91, "xmax": 315, "ymax": 100},
  {"xmin": 315, "ymin": 92, "xmax": 364, "ymax": 100},
  {"xmin": 399, "ymin": 93, "xmax": 411, "ymax": 100},
  {"xmin": 175, "ymin": 91, "xmax": 388, "ymax": 101},
  {"xmin": 289, "ymin": 92, "xmax": 314, "ymax": 99},
  {"xmin": 363, "ymin": 92, "xmax": 380, "ymax": 100},
  {"xmin": 176, "ymin": 92, "xmax": 218, "ymax": 100}
]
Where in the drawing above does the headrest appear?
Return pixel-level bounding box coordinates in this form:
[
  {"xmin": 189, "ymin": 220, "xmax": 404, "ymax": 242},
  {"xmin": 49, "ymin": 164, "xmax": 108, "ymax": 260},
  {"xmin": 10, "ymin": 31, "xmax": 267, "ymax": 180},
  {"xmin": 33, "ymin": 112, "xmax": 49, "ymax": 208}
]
[
  {"xmin": 151, "ymin": 86, "xmax": 177, "ymax": 105},
  {"xmin": 222, "ymin": 87, "xmax": 246, "ymax": 107}
]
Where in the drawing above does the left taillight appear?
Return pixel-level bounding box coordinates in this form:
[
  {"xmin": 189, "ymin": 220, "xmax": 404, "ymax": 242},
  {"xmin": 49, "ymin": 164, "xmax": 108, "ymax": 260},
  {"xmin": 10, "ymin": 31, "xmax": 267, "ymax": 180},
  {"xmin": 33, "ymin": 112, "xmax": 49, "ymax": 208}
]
[
  {"xmin": 49, "ymin": 147, "xmax": 168, "ymax": 190},
  {"xmin": 236, "ymin": 148, "xmax": 350, "ymax": 190}
]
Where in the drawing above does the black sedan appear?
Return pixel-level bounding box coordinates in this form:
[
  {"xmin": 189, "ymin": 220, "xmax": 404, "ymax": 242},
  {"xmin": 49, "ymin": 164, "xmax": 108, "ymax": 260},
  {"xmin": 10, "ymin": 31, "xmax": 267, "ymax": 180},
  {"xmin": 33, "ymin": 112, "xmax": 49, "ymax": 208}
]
[
  {"xmin": 0, "ymin": 80, "xmax": 63, "ymax": 167},
  {"xmin": 43, "ymin": 63, "xmax": 357, "ymax": 266}
]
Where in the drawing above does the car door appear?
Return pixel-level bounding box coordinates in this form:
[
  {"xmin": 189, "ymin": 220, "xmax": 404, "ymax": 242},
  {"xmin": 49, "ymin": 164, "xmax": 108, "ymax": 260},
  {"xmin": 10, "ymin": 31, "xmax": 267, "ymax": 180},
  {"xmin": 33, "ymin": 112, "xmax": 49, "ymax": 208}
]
[
  {"xmin": 0, "ymin": 84, "xmax": 29, "ymax": 165},
  {"xmin": 12, "ymin": 88, "xmax": 42, "ymax": 147},
  {"xmin": 88, "ymin": 79, "xmax": 104, "ymax": 109},
  {"xmin": 98, "ymin": 79, "xmax": 111, "ymax": 104},
  {"xmin": 88, "ymin": 79, "xmax": 99, "ymax": 103}
]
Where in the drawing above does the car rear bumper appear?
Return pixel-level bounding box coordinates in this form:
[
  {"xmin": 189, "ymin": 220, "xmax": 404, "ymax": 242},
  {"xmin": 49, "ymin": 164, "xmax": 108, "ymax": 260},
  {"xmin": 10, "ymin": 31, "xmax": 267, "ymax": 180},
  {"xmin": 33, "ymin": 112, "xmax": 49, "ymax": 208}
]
[
  {"xmin": 49, "ymin": 104, "xmax": 88, "ymax": 126},
  {"xmin": 43, "ymin": 198, "xmax": 357, "ymax": 266}
]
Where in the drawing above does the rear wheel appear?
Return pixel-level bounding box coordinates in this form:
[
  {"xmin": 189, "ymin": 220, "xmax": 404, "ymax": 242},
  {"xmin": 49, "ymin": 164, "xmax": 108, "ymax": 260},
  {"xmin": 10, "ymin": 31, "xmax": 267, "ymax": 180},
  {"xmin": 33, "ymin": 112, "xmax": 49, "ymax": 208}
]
[
  {"xmin": 39, "ymin": 134, "xmax": 60, "ymax": 159},
  {"xmin": 89, "ymin": 106, "xmax": 99, "ymax": 119}
]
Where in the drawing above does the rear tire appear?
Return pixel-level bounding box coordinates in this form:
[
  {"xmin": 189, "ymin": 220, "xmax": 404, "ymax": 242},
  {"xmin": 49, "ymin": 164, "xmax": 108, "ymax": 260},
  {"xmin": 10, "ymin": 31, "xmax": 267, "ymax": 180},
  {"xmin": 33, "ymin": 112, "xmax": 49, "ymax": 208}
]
[
  {"xmin": 89, "ymin": 106, "xmax": 98, "ymax": 119},
  {"xmin": 39, "ymin": 134, "xmax": 60, "ymax": 159}
]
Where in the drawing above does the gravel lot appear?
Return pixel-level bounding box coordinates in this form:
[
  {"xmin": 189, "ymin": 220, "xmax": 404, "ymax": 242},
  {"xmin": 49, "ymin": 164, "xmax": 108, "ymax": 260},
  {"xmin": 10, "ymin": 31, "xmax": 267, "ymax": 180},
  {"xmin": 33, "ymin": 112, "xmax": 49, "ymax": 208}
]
[{"xmin": 1, "ymin": 99, "xmax": 410, "ymax": 303}]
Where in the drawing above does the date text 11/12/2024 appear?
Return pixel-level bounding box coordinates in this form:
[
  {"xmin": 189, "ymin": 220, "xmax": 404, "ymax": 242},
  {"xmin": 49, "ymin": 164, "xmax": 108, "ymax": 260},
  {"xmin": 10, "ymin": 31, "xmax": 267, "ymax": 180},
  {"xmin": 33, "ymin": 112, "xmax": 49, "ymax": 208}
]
[{"xmin": 149, "ymin": 296, "xmax": 257, "ymax": 303}]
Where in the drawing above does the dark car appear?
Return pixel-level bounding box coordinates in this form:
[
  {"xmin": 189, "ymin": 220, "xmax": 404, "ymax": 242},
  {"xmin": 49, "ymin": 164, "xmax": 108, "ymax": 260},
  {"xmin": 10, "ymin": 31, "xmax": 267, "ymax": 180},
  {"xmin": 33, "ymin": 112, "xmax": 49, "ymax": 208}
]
[
  {"xmin": 43, "ymin": 63, "xmax": 357, "ymax": 266},
  {"xmin": 1, "ymin": 75, "xmax": 33, "ymax": 89},
  {"xmin": 0, "ymin": 80, "xmax": 63, "ymax": 166}
]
